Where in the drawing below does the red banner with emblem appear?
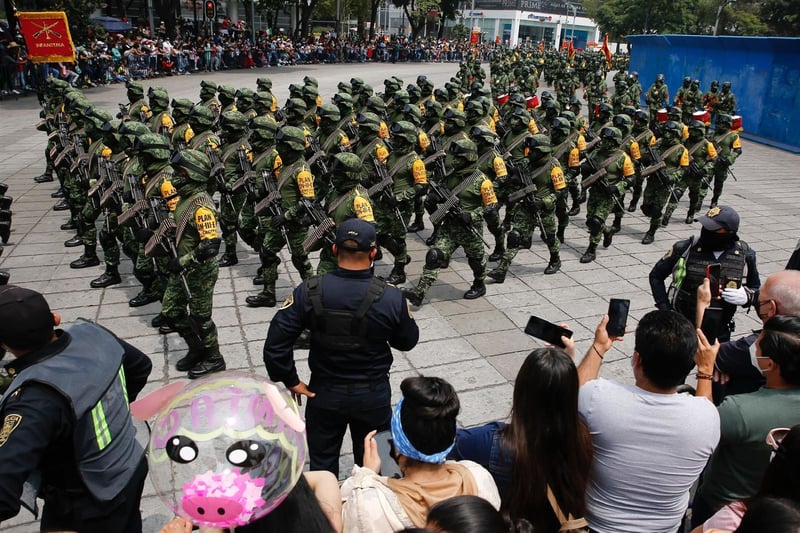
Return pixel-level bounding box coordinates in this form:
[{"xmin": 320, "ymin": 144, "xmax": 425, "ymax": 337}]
[{"xmin": 17, "ymin": 11, "xmax": 76, "ymax": 63}]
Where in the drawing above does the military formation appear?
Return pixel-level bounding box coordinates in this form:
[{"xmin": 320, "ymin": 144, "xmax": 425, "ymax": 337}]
[{"xmin": 27, "ymin": 52, "xmax": 743, "ymax": 362}]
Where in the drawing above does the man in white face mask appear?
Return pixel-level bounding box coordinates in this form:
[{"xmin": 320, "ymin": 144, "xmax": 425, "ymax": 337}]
[
  {"xmin": 712, "ymin": 270, "xmax": 800, "ymax": 402},
  {"xmin": 691, "ymin": 315, "xmax": 800, "ymax": 528}
]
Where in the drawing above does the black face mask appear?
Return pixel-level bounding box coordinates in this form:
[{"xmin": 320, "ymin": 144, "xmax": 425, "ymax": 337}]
[{"xmin": 699, "ymin": 227, "xmax": 737, "ymax": 251}]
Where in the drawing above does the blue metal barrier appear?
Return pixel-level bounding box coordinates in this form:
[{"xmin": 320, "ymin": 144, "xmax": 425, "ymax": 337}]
[{"xmin": 626, "ymin": 35, "xmax": 800, "ymax": 153}]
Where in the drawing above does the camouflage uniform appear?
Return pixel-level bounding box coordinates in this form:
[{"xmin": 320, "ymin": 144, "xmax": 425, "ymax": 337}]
[
  {"xmin": 709, "ymin": 114, "xmax": 742, "ymax": 208},
  {"xmin": 681, "ymin": 121, "xmax": 718, "ymax": 224}
]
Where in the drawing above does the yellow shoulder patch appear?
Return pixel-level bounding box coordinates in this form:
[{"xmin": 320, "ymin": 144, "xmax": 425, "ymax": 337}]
[
  {"xmin": 184, "ymin": 126, "xmax": 195, "ymax": 144},
  {"xmin": 732, "ymin": 135, "xmax": 742, "ymax": 149},
  {"xmin": 101, "ymin": 147, "xmax": 112, "ymax": 159},
  {"xmin": 679, "ymin": 148, "xmax": 690, "ymax": 167},
  {"xmin": 195, "ymin": 206, "xmax": 219, "ymax": 240},
  {"xmin": 412, "ymin": 159, "xmax": 427, "ymax": 185},
  {"xmin": 568, "ymin": 147, "xmax": 581, "ymax": 168},
  {"xmin": 707, "ymin": 141, "xmax": 718, "ymax": 160},
  {"xmin": 480, "ymin": 178, "xmax": 498, "ymax": 206},
  {"xmin": 527, "ymin": 119, "xmax": 539, "ymax": 135},
  {"xmin": 297, "ymin": 169, "xmax": 315, "ymax": 198},
  {"xmin": 551, "ymin": 166, "xmax": 566, "ymax": 190},
  {"xmin": 270, "ymin": 96, "xmax": 278, "ymax": 113},
  {"xmin": 493, "ymin": 156, "xmax": 508, "ymax": 178},
  {"xmin": 279, "ymin": 294, "xmax": 294, "ymax": 310},
  {"xmin": 353, "ymin": 194, "xmax": 375, "ymax": 222},
  {"xmin": 418, "ymin": 131, "xmax": 430, "ymax": 151},
  {"xmin": 161, "ymin": 180, "xmax": 179, "ymax": 211},
  {"xmin": 273, "ymin": 154, "xmax": 283, "ymax": 171},
  {"xmin": 629, "ymin": 140, "xmax": 641, "ymax": 161},
  {"xmin": 0, "ymin": 414, "xmax": 22, "ymax": 447},
  {"xmin": 376, "ymin": 144, "xmax": 390, "ymax": 163},
  {"xmin": 622, "ymin": 155, "xmax": 635, "ymax": 177},
  {"xmin": 379, "ymin": 122, "xmax": 390, "ymax": 140},
  {"xmin": 576, "ymin": 134, "xmax": 587, "ymax": 152}
]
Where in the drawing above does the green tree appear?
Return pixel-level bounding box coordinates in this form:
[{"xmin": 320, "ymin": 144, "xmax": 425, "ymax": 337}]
[
  {"xmin": 760, "ymin": 0, "xmax": 800, "ymax": 35},
  {"xmin": 391, "ymin": 0, "xmax": 439, "ymax": 39}
]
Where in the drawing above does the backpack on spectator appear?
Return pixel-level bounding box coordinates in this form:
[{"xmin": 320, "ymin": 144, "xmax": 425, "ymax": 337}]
[{"xmin": 546, "ymin": 486, "xmax": 589, "ymax": 533}]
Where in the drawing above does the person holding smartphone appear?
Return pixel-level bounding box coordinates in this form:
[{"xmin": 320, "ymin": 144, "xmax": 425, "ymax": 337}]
[{"xmin": 649, "ymin": 205, "xmax": 759, "ymax": 342}]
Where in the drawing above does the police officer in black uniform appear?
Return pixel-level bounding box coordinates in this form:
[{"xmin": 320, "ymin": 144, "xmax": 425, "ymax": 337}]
[
  {"xmin": 0, "ymin": 285, "xmax": 152, "ymax": 532},
  {"xmin": 263, "ymin": 218, "xmax": 419, "ymax": 476},
  {"xmin": 649, "ymin": 205, "xmax": 760, "ymax": 342}
]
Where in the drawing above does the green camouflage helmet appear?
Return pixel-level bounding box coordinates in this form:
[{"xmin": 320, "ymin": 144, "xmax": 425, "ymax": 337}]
[
  {"xmin": 199, "ymin": 80, "xmax": 217, "ymax": 99},
  {"xmin": 117, "ymin": 119, "xmax": 149, "ymax": 150},
  {"xmin": 406, "ymin": 84, "xmax": 421, "ymax": 99},
  {"xmin": 337, "ymin": 81, "xmax": 353, "ymax": 94},
  {"xmin": 350, "ymin": 77, "xmax": 365, "ymax": 89},
  {"xmin": 126, "ymin": 79, "xmax": 144, "ymax": 101},
  {"xmin": 688, "ymin": 120, "xmax": 706, "ymax": 136},
  {"xmin": 330, "ymin": 152, "xmax": 364, "ymax": 188},
  {"xmin": 236, "ymin": 88, "xmax": 255, "ymax": 106},
  {"xmin": 147, "ymin": 86, "xmax": 169, "ymax": 108},
  {"xmin": 254, "ymin": 91, "xmax": 277, "ymax": 114},
  {"xmin": 358, "ymin": 83, "xmax": 374, "ymax": 97},
  {"xmin": 285, "ymin": 97, "xmax": 307, "ymax": 114},
  {"xmin": 317, "ymin": 103, "xmax": 341, "ymax": 123},
  {"xmin": 600, "ymin": 126, "xmax": 624, "ymax": 145},
  {"xmin": 101, "ymin": 119, "xmax": 121, "ymax": 149},
  {"xmin": 356, "ymin": 111, "xmax": 381, "ymax": 133},
  {"xmin": 134, "ymin": 132, "xmax": 171, "ymax": 160},
  {"xmin": 525, "ymin": 134, "xmax": 552, "ymax": 154},
  {"xmin": 250, "ymin": 116, "xmax": 279, "ymax": 144},
  {"xmin": 450, "ymin": 138, "xmax": 479, "ymax": 163},
  {"xmin": 365, "ymin": 95, "xmax": 386, "ymax": 114},
  {"xmin": 188, "ymin": 105, "xmax": 215, "ymax": 131},
  {"xmin": 384, "ymin": 77, "xmax": 401, "ymax": 92},
  {"xmin": 424, "ymin": 99, "xmax": 443, "ymax": 118},
  {"xmin": 465, "ymin": 98, "xmax": 484, "ymax": 120},
  {"xmin": 469, "ymin": 124, "xmax": 497, "ymax": 148},
  {"xmin": 716, "ymin": 113, "xmax": 732, "ymax": 126},
  {"xmin": 217, "ymin": 84, "xmax": 237, "ymax": 103},
  {"xmin": 390, "ymin": 120, "xmax": 417, "ymax": 145},
  {"xmin": 220, "ymin": 111, "xmax": 248, "ymax": 135},
  {"xmin": 551, "ymin": 117, "xmax": 572, "ymax": 137},
  {"xmin": 333, "ymin": 92, "xmax": 354, "ymax": 113},
  {"xmin": 256, "ymin": 77, "xmax": 273, "ymax": 91},
  {"xmin": 171, "ymin": 98, "xmax": 194, "ymax": 123},
  {"xmin": 303, "ymin": 75, "xmax": 319, "ymax": 88},
  {"xmin": 443, "ymin": 107, "xmax": 466, "ymax": 129},
  {"xmin": 402, "ymin": 103, "xmax": 422, "ymax": 126},
  {"xmin": 662, "ymin": 121, "xmax": 682, "ymax": 139},
  {"xmin": 276, "ymin": 126, "xmax": 307, "ymax": 153},
  {"xmin": 171, "ymin": 148, "xmax": 211, "ymax": 183},
  {"xmin": 392, "ymin": 90, "xmax": 410, "ymax": 107},
  {"xmin": 612, "ymin": 114, "xmax": 633, "ymax": 135},
  {"xmin": 301, "ymin": 84, "xmax": 319, "ymax": 105}
]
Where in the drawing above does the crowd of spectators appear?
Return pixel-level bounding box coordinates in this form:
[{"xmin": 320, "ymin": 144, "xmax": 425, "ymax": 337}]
[{"xmin": 1, "ymin": 18, "xmax": 485, "ymax": 97}]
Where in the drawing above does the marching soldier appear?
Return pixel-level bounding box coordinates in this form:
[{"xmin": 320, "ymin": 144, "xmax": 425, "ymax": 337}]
[
  {"xmin": 146, "ymin": 87, "xmax": 174, "ymax": 140},
  {"xmin": 164, "ymin": 149, "xmax": 226, "ymax": 378},
  {"xmin": 488, "ymin": 134, "xmax": 564, "ymax": 281},
  {"xmin": 216, "ymin": 111, "xmax": 252, "ymax": 267},
  {"xmin": 403, "ymin": 139, "xmax": 497, "ymax": 306},
  {"xmin": 645, "ymin": 74, "xmax": 669, "ymax": 129},
  {"xmin": 470, "ymin": 124, "xmax": 508, "ymax": 262},
  {"xmin": 627, "ymin": 109, "xmax": 656, "ymax": 212},
  {"xmin": 548, "ymin": 117, "xmax": 582, "ymax": 243},
  {"xmin": 710, "ymin": 113, "xmax": 742, "ymax": 208},
  {"xmin": 682, "ymin": 120, "xmax": 718, "ymax": 224},
  {"xmin": 717, "ymin": 81, "xmax": 737, "ymax": 115},
  {"xmin": 198, "ymin": 80, "xmax": 221, "ymax": 118}
]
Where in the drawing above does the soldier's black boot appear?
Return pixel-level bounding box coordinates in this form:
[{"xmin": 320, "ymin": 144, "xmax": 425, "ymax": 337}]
[
  {"xmin": 90, "ymin": 266, "xmax": 121, "ymax": 288},
  {"xmin": 544, "ymin": 252, "xmax": 561, "ymax": 275},
  {"xmin": 556, "ymin": 226, "xmax": 566, "ymax": 244},
  {"xmin": 218, "ymin": 252, "xmax": 238, "ymax": 267},
  {"xmin": 246, "ymin": 285, "xmax": 277, "ymax": 307},
  {"xmin": 488, "ymin": 243, "xmax": 505, "ymax": 262},
  {"xmin": 661, "ymin": 208, "xmax": 674, "ymax": 227},
  {"xmin": 60, "ymin": 220, "xmax": 77, "ymax": 230},
  {"xmin": 464, "ymin": 281, "xmax": 486, "ymax": 300},
  {"xmin": 188, "ymin": 353, "xmax": 226, "ymax": 379},
  {"xmin": 51, "ymin": 188, "xmax": 65, "ymax": 198},
  {"xmin": 176, "ymin": 350, "xmax": 203, "ymax": 372},
  {"xmin": 425, "ymin": 225, "xmax": 440, "ymax": 246},
  {"xmin": 34, "ymin": 172, "xmax": 55, "ymax": 183},
  {"xmin": 64, "ymin": 235, "xmax": 82, "ymax": 247},
  {"xmin": 129, "ymin": 279, "xmax": 161, "ymax": 307},
  {"xmin": 52, "ymin": 199, "xmax": 69, "ymax": 211},
  {"xmin": 568, "ymin": 202, "xmax": 581, "ymax": 216},
  {"xmin": 487, "ymin": 264, "xmax": 507, "ymax": 284},
  {"xmin": 602, "ymin": 228, "xmax": 614, "ymax": 248},
  {"xmin": 709, "ymin": 194, "xmax": 720, "ymax": 209},
  {"xmin": 627, "ymin": 194, "xmax": 640, "ymax": 213},
  {"xmin": 642, "ymin": 221, "xmax": 659, "ymax": 245},
  {"xmin": 70, "ymin": 245, "xmax": 100, "ymax": 268},
  {"xmin": 610, "ymin": 216, "xmax": 622, "ymax": 234},
  {"xmin": 578, "ymin": 189, "xmax": 587, "ymax": 204},
  {"xmin": 401, "ymin": 287, "xmax": 424, "ymax": 307},
  {"xmin": 580, "ymin": 243, "xmax": 597, "ymax": 263},
  {"xmin": 407, "ymin": 215, "xmax": 425, "ymax": 232},
  {"xmin": 386, "ymin": 264, "xmax": 406, "ymax": 285}
]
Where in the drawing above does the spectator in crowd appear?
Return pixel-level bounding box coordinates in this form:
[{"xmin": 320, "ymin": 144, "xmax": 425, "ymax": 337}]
[
  {"xmin": 450, "ymin": 347, "xmax": 592, "ymax": 530},
  {"xmin": 340, "ymin": 376, "xmax": 500, "ymax": 532},
  {"xmin": 575, "ymin": 310, "xmax": 720, "ymax": 533},
  {"xmin": 691, "ymin": 315, "xmax": 800, "ymax": 526},
  {"xmin": 694, "ymin": 424, "xmax": 800, "ymax": 532},
  {"xmin": 425, "ymin": 495, "xmax": 510, "ymax": 533},
  {"xmin": 729, "ymin": 497, "xmax": 800, "ymax": 533},
  {"xmin": 711, "ymin": 269, "xmax": 800, "ymax": 402}
]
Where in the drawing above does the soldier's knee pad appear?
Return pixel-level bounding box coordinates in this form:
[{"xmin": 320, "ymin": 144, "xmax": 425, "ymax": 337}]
[
  {"xmin": 506, "ymin": 228, "xmax": 522, "ymax": 249},
  {"xmin": 379, "ymin": 234, "xmax": 402, "ymax": 255},
  {"xmin": 641, "ymin": 203, "xmax": 658, "ymax": 218},
  {"xmin": 585, "ymin": 215, "xmax": 604, "ymax": 234},
  {"xmin": 425, "ymin": 247, "xmax": 446, "ymax": 269}
]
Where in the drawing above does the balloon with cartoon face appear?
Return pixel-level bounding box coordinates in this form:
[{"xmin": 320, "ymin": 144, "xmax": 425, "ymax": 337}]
[{"xmin": 132, "ymin": 372, "xmax": 306, "ymax": 529}]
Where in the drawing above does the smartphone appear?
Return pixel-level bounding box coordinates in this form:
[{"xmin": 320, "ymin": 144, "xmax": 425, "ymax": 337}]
[
  {"xmin": 373, "ymin": 430, "xmax": 402, "ymax": 478},
  {"xmin": 706, "ymin": 263, "xmax": 722, "ymax": 298},
  {"xmin": 700, "ymin": 306, "xmax": 724, "ymax": 344},
  {"xmin": 524, "ymin": 315, "xmax": 573, "ymax": 348},
  {"xmin": 606, "ymin": 298, "xmax": 630, "ymax": 337}
]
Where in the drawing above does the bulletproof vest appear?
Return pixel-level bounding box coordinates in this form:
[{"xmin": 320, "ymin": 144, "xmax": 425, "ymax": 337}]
[
  {"xmin": 0, "ymin": 320, "xmax": 142, "ymax": 502},
  {"xmin": 307, "ymin": 276, "xmax": 387, "ymax": 351},
  {"xmin": 670, "ymin": 237, "xmax": 749, "ymax": 316}
]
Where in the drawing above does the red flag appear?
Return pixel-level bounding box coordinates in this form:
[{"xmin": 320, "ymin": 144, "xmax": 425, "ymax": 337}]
[
  {"xmin": 568, "ymin": 40, "xmax": 575, "ymax": 60},
  {"xmin": 601, "ymin": 33, "xmax": 612, "ymax": 69},
  {"xmin": 538, "ymin": 40, "xmax": 544, "ymax": 53},
  {"xmin": 17, "ymin": 11, "xmax": 76, "ymax": 63}
]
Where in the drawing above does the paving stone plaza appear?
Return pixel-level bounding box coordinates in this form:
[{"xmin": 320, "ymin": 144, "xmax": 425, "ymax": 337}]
[{"xmin": 1, "ymin": 62, "xmax": 798, "ymax": 531}]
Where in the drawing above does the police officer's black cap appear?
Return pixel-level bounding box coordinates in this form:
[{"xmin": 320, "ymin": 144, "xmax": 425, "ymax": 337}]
[
  {"xmin": 697, "ymin": 205, "xmax": 740, "ymax": 233},
  {"xmin": 0, "ymin": 285, "xmax": 55, "ymax": 351},
  {"xmin": 335, "ymin": 219, "xmax": 377, "ymax": 252}
]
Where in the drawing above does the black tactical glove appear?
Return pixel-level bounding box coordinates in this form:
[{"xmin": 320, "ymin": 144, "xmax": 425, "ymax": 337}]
[
  {"xmin": 271, "ymin": 213, "xmax": 288, "ymax": 228},
  {"xmin": 459, "ymin": 212, "xmax": 473, "ymax": 226},
  {"xmin": 606, "ymin": 183, "xmax": 620, "ymax": 196},
  {"xmin": 167, "ymin": 257, "xmax": 183, "ymax": 274},
  {"xmin": 384, "ymin": 194, "xmax": 399, "ymax": 208}
]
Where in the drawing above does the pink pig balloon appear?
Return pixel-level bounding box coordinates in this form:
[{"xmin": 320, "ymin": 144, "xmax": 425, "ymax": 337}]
[{"xmin": 133, "ymin": 372, "xmax": 307, "ymax": 528}]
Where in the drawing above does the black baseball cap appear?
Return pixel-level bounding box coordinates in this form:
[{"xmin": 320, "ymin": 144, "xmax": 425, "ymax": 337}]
[
  {"xmin": 335, "ymin": 219, "xmax": 377, "ymax": 252},
  {"xmin": 697, "ymin": 205, "xmax": 740, "ymax": 233},
  {"xmin": 0, "ymin": 285, "xmax": 55, "ymax": 350}
]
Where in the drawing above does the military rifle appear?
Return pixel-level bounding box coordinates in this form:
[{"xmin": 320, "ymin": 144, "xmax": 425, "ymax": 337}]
[
  {"xmin": 253, "ymin": 169, "xmax": 292, "ymax": 250},
  {"xmin": 231, "ymin": 148, "xmax": 262, "ymax": 233},
  {"xmin": 427, "ymin": 173, "xmax": 491, "ymax": 249},
  {"xmin": 710, "ymin": 136, "xmax": 739, "ymax": 181},
  {"xmin": 369, "ymin": 156, "xmax": 407, "ymax": 232},
  {"xmin": 639, "ymin": 144, "xmax": 680, "ymax": 204},
  {"xmin": 300, "ymin": 197, "xmax": 336, "ymax": 253},
  {"xmin": 205, "ymin": 144, "xmax": 236, "ymax": 211},
  {"xmin": 306, "ymin": 135, "xmax": 329, "ymax": 177},
  {"xmin": 580, "ymin": 153, "xmax": 629, "ymax": 212},
  {"xmin": 506, "ymin": 160, "xmax": 551, "ymax": 241}
]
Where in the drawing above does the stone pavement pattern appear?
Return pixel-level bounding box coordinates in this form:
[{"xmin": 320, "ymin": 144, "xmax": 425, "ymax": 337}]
[{"xmin": 1, "ymin": 63, "xmax": 798, "ymax": 532}]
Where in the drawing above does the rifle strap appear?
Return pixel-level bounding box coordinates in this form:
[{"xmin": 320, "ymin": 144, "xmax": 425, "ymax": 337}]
[
  {"xmin": 687, "ymin": 139, "xmax": 708, "ymax": 157},
  {"xmin": 175, "ymin": 195, "xmax": 217, "ymax": 245},
  {"xmin": 358, "ymin": 138, "xmax": 384, "ymax": 163},
  {"xmin": 145, "ymin": 168, "xmax": 173, "ymax": 197},
  {"xmin": 388, "ymin": 152, "xmax": 419, "ymax": 178},
  {"xmin": 221, "ymin": 142, "xmax": 242, "ymax": 162},
  {"xmin": 634, "ymin": 129, "xmax": 653, "ymax": 143},
  {"xmin": 276, "ymin": 160, "xmax": 304, "ymax": 191},
  {"xmin": 449, "ymin": 169, "xmax": 483, "ymax": 199},
  {"xmin": 327, "ymin": 188, "xmax": 358, "ymax": 214},
  {"xmin": 476, "ymin": 149, "xmax": 500, "ymax": 169},
  {"xmin": 503, "ymin": 132, "xmax": 528, "ymax": 154},
  {"xmin": 660, "ymin": 143, "xmax": 684, "ymax": 161},
  {"xmin": 552, "ymin": 141, "xmax": 573, "ymax": 162}
]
